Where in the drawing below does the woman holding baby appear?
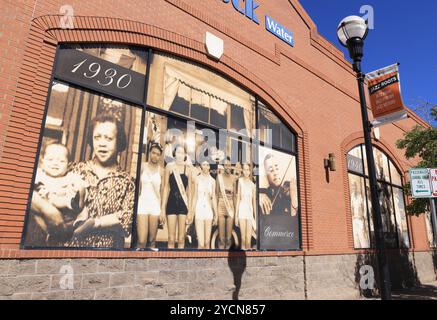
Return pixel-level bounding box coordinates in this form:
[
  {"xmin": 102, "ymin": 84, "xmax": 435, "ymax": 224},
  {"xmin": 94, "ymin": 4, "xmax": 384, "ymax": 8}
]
[{"xmin": 28, "ymin": 113, "xmax": 135, "ymax": 249}]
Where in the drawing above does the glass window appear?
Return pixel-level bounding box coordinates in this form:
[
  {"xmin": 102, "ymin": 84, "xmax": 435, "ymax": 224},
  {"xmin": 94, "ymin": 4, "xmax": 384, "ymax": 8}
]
[
  {"xmin": 347, "ymin": 145, "xmax": 364, "ymax": 175},
  {"xmin": 425, "ymin": 204, "xmax": 437, "ymax": 248},
  {"xmin": 374, "ymin": 148, "xmax": 390, "ymax": 183},
  {"xmin": 23, "ymin": 81, "xmax": 142, "ymax": 249},
  {"xmin": 143, "ymin": 52, "xmax": 299, "ymax": 252},
  {"xmin": 136, "ymin": 110, "xmax": 258, "ymax": 250},
  {"xmin": 349, "ymin": 173, "xmax": 371, "ymax": 249},
  {"xmin": 378, "ymin": 182, "xmax": 397, "ymax": 248},
  {"xmin": 365, "ymin": 180, "xmax": 375, "ymax": 235},
  {"xmin": 347, "ymin": 145, "xmax": 410, "ymax": 249},
  {"xmin": 390, "ymin": 161, "xmax": 403, "ymax": 187},
  {"xmin": 349, "ymin": 146, "xmax": 362, "ymax": 159},
  {"xmin": 393, "ymin": 187, "xmax": 410, "ymax": 248},
  {"xmin": 258, "ymin": 101, "xmax": 295, "ymax": 153},
  {"xmin": 23, "ymin": 47, "xmax": 300, "ymax": 252},
  {"xmin": 229, "ymin": 136, "xmax": 252, "ymax": 170},
  {"xmin": 147, "ymin": 53, "xmax": 255, "ymax": 136},
  {"xmin": 258, "ymin": 146, "xmax": 299, "ymax": 250}
]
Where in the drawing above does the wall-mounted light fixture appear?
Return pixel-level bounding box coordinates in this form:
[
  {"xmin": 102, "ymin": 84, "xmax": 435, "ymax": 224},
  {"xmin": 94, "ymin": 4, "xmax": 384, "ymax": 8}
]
[{"xmin": 324, "ymin": 153, "xmax": 336, "ymax": 172}]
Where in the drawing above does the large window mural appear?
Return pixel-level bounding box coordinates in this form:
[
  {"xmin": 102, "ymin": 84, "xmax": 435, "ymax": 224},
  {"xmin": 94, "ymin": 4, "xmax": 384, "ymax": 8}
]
[
  {"xmin": 22, "ymin": 46, "xmax": 301, "ymax": 251},
  {"xmin": 347, "ymin": 145, "xmax": 410, "ymax": 249}
]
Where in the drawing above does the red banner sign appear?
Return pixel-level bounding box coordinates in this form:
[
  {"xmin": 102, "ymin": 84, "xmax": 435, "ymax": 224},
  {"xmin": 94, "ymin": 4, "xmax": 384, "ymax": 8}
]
[{"xmin": 366, "ymin": 64, "xmax": 407, "ymax": 127}]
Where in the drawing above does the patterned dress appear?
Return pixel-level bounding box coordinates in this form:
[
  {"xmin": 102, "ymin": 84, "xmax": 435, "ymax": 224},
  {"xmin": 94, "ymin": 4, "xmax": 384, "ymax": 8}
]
[{"xmin": 68, "ymin": 160, "xmax": 135, "ymax": 248}]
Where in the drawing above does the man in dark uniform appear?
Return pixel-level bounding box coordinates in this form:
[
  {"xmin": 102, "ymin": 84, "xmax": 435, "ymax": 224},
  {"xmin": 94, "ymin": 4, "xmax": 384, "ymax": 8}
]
[
  {"xmin": 259, "ymin": 153, "xmax": 299, "ymax": 249},
  {"xmin": 261, "ymin": 181, "xmax": 292, "ymax": 216},
  {"xmin": 259, "ymin": 153, "xmax": 297, "ymax": 216}
]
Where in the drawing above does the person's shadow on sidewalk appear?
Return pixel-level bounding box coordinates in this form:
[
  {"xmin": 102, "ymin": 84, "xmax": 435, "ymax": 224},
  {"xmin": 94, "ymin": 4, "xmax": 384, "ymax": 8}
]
[{"xmin": 227, "ymin": 244, "xmax": 247, "ymax": 300}]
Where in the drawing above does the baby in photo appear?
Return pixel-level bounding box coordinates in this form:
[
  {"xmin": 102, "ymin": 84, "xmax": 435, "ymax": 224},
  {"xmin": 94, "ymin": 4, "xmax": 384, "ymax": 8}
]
[{"xmin": 34, "ymin": 142, "xmax": 88, "ymax": 241}]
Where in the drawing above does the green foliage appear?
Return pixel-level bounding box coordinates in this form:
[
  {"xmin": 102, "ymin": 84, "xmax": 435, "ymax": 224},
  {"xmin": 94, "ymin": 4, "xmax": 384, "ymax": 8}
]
[
  {"xmin": 405, "ymin": 199, "xmax": 429, "ymax": 217},
  {"xmin": 396, "ymin": 125, "xmax": 437, "ymax": 168},
  {"xmin": 402, "ymin": 182, "xmax": 430, "ymax": 217},
  {"xmin": 396, "ymin": 118, "xmax": 437, "ymax": 216}
]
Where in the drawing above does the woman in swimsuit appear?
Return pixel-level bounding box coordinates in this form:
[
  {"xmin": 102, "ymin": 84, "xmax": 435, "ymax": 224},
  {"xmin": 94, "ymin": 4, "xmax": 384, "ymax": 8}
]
[
  {"xmin": 216, "ymin": 157, "xmax": 237, "ymax": 250},
  {"xmin": 191, "ymin": 161, "xmax": 217, "ymax": 249},
  {"xmin": 235, "ymin": 164, "xmax": 256, "ymax": 250},
  {"xmin": 161, "ymin": 144, "xmax": 193, "ymax": 249},
  {"xmin": 136, "ymin": 143, "xmax": 164, "ymax": 249}
]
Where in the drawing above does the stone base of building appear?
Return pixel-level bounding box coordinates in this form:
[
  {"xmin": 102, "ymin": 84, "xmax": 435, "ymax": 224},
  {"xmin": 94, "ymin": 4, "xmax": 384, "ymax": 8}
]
[{"xmin": 0, "ymin": 251, "xmax": 436, "ymax": 300}]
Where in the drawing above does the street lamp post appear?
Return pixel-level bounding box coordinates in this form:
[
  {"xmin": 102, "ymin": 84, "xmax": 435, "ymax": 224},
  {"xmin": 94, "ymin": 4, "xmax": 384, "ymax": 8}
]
[{"xmin": 337, "ymin": 16, "xmax": 392, "ymax": 300}]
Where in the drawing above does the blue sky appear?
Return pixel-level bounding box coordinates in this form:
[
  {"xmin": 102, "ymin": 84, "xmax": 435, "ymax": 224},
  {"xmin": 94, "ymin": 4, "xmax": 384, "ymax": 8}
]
[{"xmin": 299, "ymin": 0, "xmax": 437, "ymax": 126}]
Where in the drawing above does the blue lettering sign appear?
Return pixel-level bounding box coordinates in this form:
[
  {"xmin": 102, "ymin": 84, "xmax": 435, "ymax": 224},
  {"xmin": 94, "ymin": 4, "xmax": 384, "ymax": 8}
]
[
  {"xmin": 220, "ymin": 1, "xmax": 295, "ymax": 47},
  {"xmin": 265, "ymin": 15, "xmax": 294, "ymax": 47},
  {"xmin": 222, "ymin": 0, "xmax": 260, "ymax": 24}
]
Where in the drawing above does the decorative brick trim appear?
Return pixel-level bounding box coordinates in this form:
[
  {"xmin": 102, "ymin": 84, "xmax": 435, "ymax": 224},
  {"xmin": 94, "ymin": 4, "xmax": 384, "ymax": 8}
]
[
  {"xmin": 341, "ymin": 144, "xmax": 355, "ymax": 250},
  {"xmin": 2, "ymin": 247, "xmax": 426, "ymax": 260},
  {"xmin": 287, "ymin": 0, "xmax": 354, "ymax": 73},
  {"xmin": 0, "ymin": 247, "xmax": 369, "ymax": 259},
  {"xmin": 299, "ymin": 132, "xmax": 313, "ymax": 251},
  {"xmin": 341, "ymin": 132, "xmax": 409, "ymax": 175}
]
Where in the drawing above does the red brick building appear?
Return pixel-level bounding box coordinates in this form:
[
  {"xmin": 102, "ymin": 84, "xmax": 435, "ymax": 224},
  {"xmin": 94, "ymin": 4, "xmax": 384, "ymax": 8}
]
[{"xmin": 0, "ymin": 0, "xmax": 435, "ymax": 300}]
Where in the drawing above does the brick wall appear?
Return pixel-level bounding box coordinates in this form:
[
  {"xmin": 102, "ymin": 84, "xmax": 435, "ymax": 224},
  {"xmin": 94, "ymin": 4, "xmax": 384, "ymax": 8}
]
[
  {"xmin": 0, "ymin": 0, "xmax": 432, "ymax": 260},
  {"xmin": 0, "ymin": 0, "xmax": 35, "ymax": 159}
]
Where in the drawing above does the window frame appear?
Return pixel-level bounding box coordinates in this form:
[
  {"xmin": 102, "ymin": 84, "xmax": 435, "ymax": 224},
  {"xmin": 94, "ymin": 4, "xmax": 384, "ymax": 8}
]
[
  {"xmin": 21, "ymin": 45, "xmax": 302, "ymax": 253},
  {"xmin": 347, "ymin": 144, "xmax": 411, "ymax": 250}
]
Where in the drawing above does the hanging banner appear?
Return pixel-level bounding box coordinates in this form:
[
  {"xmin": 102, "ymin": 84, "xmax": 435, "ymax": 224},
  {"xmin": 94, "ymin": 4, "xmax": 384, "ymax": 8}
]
[{"xmin": 366, "ymin": 64, "xmax": 408, "ymax": 128}]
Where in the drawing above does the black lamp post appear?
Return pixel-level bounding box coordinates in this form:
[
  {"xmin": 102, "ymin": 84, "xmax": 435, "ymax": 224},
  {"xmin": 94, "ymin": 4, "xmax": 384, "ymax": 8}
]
[{"xmin": 337, "ymin": 16, "xmax": 392, "ymax": 300}]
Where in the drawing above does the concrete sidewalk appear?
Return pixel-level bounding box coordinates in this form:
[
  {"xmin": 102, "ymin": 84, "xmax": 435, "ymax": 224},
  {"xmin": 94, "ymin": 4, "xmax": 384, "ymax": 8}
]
[{"xmin": 392, "ymin": 281, "xmax": 437, "ymax": 300}]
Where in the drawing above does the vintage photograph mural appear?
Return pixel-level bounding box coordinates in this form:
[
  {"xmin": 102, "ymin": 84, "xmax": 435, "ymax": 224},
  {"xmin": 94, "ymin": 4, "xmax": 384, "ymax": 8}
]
[{"xmin": 22, "ymin": 46, "xmax": 302, "ymax": 251}]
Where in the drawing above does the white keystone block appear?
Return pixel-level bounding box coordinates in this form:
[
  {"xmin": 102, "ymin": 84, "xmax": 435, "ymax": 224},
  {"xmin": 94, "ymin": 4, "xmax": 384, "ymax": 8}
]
[
  {"xmin": 205, "ymin": 32, "xmax": 224, "ymax": 60},
  {"xmin": 373, "ymin": 127, "xmax": 380, "ymax": 140}
]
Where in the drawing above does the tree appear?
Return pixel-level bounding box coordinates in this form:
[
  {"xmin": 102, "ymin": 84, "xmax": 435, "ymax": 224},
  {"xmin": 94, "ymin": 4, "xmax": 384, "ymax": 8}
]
[
  {"xmin": 409, "ymin": 100, "xmax": 437, "ymax": 125},
  {"xmin": 396, "ymin": 105, "xmax": 437, "ymax": 216},
  {"xmin": 432, "ymin": 105, "xmax": 437, "ymax": 120}
]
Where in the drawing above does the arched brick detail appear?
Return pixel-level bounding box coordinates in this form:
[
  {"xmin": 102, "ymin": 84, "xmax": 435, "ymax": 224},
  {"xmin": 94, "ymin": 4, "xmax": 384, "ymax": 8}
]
[
  {"xmin": 340, "ymin": 132, "xmax": 413, "ymax": 250},
  {"xmin": 0, "ymin": 15, "xmax": 313, "ymax": 257},
  {"xmin": 341, "ymin": 132, "xmax": 408, "ymax": 174}
]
